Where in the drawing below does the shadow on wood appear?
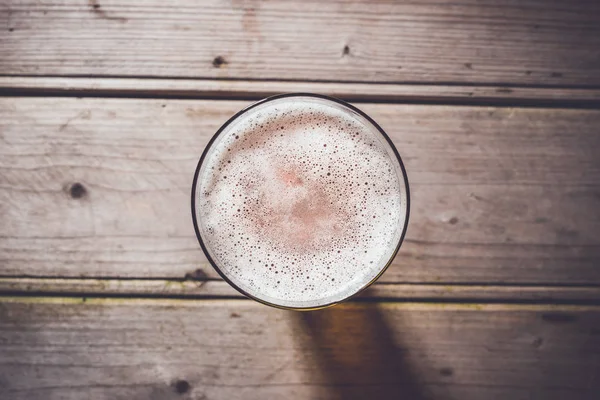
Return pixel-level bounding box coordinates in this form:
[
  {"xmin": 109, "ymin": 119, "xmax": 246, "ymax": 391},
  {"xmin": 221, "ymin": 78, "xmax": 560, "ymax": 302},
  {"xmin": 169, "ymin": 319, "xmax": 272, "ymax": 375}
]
[{"xmin": 294, "ymin": 304, "xmax": 430, "ymax": 400}]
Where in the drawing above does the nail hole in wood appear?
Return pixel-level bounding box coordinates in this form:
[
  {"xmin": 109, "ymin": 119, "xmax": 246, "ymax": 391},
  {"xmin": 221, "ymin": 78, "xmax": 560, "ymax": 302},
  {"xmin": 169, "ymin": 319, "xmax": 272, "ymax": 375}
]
[
  {"xmin": 213, "ymin": 56, "xmax": 227, "ymax": 68},
  {"xmin": 185, "ymin": 268, "xmax": 208, "ymax": 280},
  {"xmin": 69, "ymin": 182, "xmax": 87, "ymax": 199},
  {"xmin": 173, "ymin": 380, "xmax": 190, "ymax": 394}
]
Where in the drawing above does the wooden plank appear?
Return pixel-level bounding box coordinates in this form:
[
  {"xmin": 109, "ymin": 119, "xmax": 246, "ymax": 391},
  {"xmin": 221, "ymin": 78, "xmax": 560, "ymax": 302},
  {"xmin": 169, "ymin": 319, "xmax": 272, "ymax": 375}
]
[
  {"xmin": 2, "ymin": 0, "xmax": 600, "ymax": 87},
  {"xmin": 0, "ymin": 298, "xmax": 599, "ymax": 400},
  {"xmin": 1, "ymin": 98, "xmax": 600, "ymax": 284},
  {"xmin": 2, "ymin": 278, "xmax": 600, "ymax": 303},
  {"xmin": 0, "ymin": 278, "xmax": 242, "ymax": 298},
  {"xmin": 3, "ymin": 77, "xmax": 600, "ymax": 104}
]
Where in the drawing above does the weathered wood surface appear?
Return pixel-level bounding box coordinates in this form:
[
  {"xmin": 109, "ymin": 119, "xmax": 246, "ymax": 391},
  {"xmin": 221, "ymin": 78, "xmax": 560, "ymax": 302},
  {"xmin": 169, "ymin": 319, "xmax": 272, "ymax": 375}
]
[
  {"xmin": 0, "ymin": 298, "xmax": 598, "ymax": 400},
  {"xmin": 2, "ymin": 97, "xmax": 600, "ymax": 284},
  {"xmin": 3, "ymin": 278, "xmax": 600, "ymax": 303},
  {"xmin": 3, "ymin": 77, "xmax": 600, "ymax": 104},
  {"xmin": 2, "ymin": 0, "xmax": 600, "ymax": 87}
]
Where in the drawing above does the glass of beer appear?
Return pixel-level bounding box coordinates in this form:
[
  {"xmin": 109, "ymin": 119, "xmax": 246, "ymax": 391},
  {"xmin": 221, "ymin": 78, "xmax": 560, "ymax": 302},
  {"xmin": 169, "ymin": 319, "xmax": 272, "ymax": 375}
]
[{"xmin": 191, "ymin": 94, "xmax": 409, "ymax": 310}]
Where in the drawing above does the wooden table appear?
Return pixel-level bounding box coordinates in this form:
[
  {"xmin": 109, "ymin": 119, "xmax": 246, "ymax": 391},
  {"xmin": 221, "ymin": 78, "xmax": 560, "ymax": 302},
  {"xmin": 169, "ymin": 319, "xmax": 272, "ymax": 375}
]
[{"xmin": 1, "ymin": 1, "xmax": 600, "ymax": 399}]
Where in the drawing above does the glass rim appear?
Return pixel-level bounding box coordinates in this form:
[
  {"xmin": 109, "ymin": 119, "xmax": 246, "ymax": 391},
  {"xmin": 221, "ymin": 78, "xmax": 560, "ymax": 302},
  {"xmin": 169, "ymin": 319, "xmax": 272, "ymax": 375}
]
[{"xmin": 191, "ymin": 93, "xmax": 410, "ymax": 311}]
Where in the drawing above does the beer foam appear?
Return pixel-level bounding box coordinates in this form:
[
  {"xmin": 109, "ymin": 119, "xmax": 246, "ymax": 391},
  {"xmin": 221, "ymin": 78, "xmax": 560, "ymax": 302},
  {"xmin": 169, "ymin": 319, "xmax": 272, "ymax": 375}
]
[{"xmin": 194, "ymin": 96, "xmax": 408, "ymax": 308}]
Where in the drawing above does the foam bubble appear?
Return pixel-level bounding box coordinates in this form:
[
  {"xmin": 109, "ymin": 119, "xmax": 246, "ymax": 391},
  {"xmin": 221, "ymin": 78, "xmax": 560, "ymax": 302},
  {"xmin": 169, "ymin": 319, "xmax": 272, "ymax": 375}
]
[{"xmin": 194, "ymin": 96, "xmax": 408, "ymax": 308}]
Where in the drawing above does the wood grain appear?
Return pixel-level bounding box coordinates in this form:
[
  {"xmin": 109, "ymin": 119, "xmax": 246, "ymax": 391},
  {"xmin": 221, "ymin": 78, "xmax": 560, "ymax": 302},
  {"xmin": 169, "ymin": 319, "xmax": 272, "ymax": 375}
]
[
  {"xmin": 0, "ymin": 297, "xmax": 599, "ymax": 400},
  {"xmin": 3, "ymin": 77, "xmax": 600, "ymax": 104},
  {"xmin": 1, "ymin": 97, "xmax": 600, "ymax": 284},
  {"xmin": 2, "ymin": 0, "xmax": 600, "ymax": 87},
  {"xmin": 2, "ymin": 278, "xmax": 600, "ymax": 303}
]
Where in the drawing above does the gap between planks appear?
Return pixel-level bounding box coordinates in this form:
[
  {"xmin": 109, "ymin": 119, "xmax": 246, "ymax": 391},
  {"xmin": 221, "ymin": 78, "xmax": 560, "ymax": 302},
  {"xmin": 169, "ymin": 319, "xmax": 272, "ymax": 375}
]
[
  {"xmin": 1, "ymin": 278, "xmax": 599, "ymax": 305},
  {"xmin": 1, "ymin": 296, "xmax": 600, "ymax": 312},
  {"xmin": 1, "ymin": 77, "xmax": 600, "ymax": 107}
]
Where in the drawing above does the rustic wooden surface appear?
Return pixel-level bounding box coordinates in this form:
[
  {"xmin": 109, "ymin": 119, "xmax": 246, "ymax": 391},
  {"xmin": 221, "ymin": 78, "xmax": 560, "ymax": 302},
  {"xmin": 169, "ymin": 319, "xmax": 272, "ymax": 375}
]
[
  {"xmin": 2, "ymin": 0, "xmax": 600, "ymax": 86},
  {"xmin": 1, "ymin": 97, "xmax": 599, "ymax": 284},
  {"xmin": 1, "ymin": 298, "xmax": 599, "ymax": 400},
  {"xmin": 2, "ymin": 1, "xmax": 600, "ymax": 398}
]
